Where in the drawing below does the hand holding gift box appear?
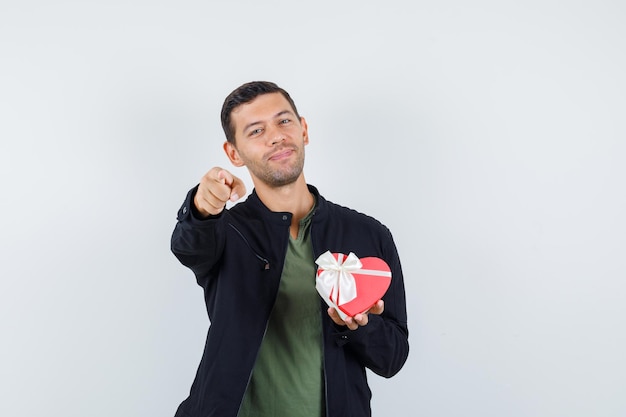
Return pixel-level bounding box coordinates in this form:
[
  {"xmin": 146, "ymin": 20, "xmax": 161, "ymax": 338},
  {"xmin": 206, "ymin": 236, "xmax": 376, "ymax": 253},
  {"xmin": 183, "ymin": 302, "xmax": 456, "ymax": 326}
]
[{"xmin": 315, "ymin": 251, "xmax": 392, "ymax": 321}]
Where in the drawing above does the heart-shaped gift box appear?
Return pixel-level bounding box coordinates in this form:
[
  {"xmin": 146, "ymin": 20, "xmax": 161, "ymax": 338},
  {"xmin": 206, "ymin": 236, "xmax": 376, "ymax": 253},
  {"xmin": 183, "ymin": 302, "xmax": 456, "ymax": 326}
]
[{"xmin": 315, "ymin": 251, "xmax": 392, "ymax": 321}]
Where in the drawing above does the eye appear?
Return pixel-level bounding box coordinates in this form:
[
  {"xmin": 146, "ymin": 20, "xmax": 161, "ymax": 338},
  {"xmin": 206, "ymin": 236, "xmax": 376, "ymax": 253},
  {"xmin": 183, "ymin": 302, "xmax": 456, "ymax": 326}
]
[
  {"xmin": 279, "ymin": 119, "xmax": 291, "ymax": 125},
  {"xmin": 249, "ymin": 128, "xmax": 263, "ymax": 136}
]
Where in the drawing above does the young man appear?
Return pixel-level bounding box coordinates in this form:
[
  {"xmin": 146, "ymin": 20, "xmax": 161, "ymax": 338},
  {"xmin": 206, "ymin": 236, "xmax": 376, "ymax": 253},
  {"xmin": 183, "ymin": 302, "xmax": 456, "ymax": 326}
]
[{"xmin": 171, "ymin": 81, "xmax": 409, "ymax": 417}]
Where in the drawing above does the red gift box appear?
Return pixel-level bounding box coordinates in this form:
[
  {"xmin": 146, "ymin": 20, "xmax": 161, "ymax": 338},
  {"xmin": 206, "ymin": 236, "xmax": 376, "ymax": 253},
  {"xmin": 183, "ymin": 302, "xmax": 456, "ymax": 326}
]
[{"xmin": 315, "ymin": 251, "xmax": 392, "ymax": 321}]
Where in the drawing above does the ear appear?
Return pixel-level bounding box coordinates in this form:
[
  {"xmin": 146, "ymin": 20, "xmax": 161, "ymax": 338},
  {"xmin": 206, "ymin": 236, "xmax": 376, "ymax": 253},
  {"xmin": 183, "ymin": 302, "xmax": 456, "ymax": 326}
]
[
  {"xmin": 223, "ymin": 141, "xmax": 245, "ymax": 167},
  {"xmin": 300, "ymin": 116, "xmax": 309, "ymax": 145}
]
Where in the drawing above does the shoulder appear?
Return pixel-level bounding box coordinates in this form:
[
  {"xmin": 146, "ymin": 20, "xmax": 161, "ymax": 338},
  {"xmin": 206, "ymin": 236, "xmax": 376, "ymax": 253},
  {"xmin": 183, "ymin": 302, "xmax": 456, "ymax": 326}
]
[
  {"xmin": 314, "ymin": 192, "xmax": 399, "ymax": 260},
  {"xmin": 319, "ymin": 194, "xmax": 392, "ymax": 236}
]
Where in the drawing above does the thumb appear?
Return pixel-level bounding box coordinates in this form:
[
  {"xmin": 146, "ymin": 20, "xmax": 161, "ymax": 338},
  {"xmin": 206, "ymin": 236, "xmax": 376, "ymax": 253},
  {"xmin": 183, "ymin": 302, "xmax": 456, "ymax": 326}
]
[
  {"xmin": 370, "ymin": 300, "xmax": 385, "ymax": 314},
  {"xmin": 369, "ymin": 300, "xmax": 385, "ymax": 315}
]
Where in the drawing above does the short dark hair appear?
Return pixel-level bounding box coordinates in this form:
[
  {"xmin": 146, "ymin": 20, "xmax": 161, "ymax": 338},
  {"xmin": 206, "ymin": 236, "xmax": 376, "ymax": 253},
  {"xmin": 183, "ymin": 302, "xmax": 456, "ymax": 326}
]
[{"xmin": 220, "ymin": 81, "xmax": 301, "ymax": 144}]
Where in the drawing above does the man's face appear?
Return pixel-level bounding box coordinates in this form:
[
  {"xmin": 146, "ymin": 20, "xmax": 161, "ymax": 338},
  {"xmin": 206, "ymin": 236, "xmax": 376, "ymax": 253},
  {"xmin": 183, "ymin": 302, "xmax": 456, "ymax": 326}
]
[{"xmin": 224, "ymin": 92, "xmax": 309, "ymax": 187}]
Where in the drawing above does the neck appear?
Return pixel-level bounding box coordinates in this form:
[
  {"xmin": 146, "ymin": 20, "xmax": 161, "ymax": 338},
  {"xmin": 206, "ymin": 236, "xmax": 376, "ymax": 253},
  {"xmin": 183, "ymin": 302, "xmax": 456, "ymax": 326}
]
[
  {"xmin": 254, "ymin": 175, "xmax": 315, "ymax": 237},
  {"xmin": 255, "ymin": 175, "xmax": 313, "ymax": 214}
]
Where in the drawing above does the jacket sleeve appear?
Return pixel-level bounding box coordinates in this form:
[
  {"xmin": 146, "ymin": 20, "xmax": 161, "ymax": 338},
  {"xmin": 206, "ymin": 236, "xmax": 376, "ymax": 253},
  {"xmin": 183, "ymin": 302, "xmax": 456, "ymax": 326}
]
[
  {"xmin": 170, "ymin": 185, "xmax": 226, "ymax": 286},
  {"xmin": 339, "ymin": 227, "xmax": 409, "ymax": 378}
]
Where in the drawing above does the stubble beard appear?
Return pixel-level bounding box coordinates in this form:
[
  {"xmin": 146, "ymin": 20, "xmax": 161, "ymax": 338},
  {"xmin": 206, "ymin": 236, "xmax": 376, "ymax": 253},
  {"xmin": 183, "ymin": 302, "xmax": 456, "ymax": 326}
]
[{"xmin": 245, "ymin": 147, "xmax": 306, "ymax": 188}]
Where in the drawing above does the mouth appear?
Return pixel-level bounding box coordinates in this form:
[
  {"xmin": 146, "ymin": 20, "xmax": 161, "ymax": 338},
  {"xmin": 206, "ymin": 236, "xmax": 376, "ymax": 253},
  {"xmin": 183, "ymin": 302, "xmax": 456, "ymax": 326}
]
[{"xmin": 268, "ymin": 148, "xmax": 295, "ymax": 161}]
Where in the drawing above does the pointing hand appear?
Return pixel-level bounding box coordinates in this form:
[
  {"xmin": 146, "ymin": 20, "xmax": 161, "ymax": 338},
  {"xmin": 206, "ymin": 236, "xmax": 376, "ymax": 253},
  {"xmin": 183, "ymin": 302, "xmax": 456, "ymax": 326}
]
[{"xmin": 193, "ymin": 167, "xmax": 247, "ymax": 217}]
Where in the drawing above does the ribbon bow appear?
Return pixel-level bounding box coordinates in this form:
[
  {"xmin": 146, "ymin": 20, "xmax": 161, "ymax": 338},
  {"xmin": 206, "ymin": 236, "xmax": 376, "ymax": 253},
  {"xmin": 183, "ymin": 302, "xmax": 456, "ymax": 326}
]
[{"xmin": 315, "ymin": 251, "xmax": 362, "ymax": 306}]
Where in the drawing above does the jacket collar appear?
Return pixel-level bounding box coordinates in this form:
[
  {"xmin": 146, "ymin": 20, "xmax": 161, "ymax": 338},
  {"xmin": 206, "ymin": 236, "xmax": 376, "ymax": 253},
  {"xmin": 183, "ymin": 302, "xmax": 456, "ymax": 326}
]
[{"xmin": 243, "ymin": 184, "xmax": 327, "ymax": 225}]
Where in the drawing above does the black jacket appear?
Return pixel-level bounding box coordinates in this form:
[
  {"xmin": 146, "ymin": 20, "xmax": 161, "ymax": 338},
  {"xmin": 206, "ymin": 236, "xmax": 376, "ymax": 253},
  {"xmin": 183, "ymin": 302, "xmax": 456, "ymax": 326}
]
[{"xmin": 171, "ymin": 184, "xmax": 409, "ymax": 417}]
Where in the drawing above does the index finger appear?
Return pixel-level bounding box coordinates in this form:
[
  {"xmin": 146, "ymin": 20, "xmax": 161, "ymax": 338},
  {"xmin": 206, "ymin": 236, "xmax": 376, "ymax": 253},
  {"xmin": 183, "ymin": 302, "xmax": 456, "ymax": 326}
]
[
  {"xmin": 217, "ymin": 169, "xmax": 234, "ymax": 186},
  {"xmin": 219, "ymin": 170, "xmax": 246, "ymax": 202}
]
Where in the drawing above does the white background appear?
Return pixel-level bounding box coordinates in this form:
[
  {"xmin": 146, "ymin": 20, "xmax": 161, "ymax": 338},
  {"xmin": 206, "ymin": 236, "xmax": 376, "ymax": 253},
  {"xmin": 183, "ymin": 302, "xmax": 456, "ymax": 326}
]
[{"xmin": 1, "ymin": 1, "xmax": 625, "ymax": 416}]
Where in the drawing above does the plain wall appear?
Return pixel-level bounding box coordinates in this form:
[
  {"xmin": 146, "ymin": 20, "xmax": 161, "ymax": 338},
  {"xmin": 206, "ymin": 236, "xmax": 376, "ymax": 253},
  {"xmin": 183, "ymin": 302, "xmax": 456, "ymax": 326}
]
[{"xmin": 1, "ymin": 1, "xmax": 625, "ymax": 416}]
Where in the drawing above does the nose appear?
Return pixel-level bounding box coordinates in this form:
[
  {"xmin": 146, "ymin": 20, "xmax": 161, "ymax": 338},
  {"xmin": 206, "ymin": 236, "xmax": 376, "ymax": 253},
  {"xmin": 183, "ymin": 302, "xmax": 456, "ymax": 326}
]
[
  {"xmin": 271, "ymin": 136, "xmax": 285, "ymax": 146},
  {"xmin": 267, "ymin": 125, "xmax": 285, "ymax": 146}
]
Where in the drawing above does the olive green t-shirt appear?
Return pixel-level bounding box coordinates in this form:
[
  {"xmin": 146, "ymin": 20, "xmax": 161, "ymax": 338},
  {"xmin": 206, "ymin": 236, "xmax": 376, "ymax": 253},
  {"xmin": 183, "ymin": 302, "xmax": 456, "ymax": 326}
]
[{"xmin": 238, "ymin": 207, "xmax": 324, "ymax": 417}]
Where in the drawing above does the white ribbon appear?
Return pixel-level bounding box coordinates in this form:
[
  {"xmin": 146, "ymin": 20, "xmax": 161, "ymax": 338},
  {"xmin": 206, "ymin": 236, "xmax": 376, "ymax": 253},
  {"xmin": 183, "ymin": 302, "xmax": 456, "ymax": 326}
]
[{"xmin": 315, "ymin": 251, "xmax": 361, "ymax": 306}]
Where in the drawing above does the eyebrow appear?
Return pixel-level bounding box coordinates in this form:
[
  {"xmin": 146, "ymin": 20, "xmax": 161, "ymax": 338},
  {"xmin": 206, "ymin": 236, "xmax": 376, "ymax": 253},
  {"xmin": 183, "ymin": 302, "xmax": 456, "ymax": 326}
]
[{"xmin": 242, "ymin": 110, "xmax": 295, "ymax": 133}]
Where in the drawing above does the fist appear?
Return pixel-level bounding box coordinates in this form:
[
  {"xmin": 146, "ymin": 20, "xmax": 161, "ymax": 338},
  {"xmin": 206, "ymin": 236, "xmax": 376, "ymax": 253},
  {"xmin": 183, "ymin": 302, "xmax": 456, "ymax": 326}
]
[{"xmin": 193, "ymin": 167, "xmax": 246, "ymax": 217}]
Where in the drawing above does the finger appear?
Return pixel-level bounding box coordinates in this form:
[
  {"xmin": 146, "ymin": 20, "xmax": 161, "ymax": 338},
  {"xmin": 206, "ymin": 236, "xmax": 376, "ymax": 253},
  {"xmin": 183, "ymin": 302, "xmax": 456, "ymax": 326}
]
[
  {"xmin": 328, "ymin": 307, "xmax": 359, "ymax": 330},
  {"xmin": 194, "ymin": 168, "xmax": 233, "ymax": 216},
  {"xmin": 344, "ymin": 316, "xmax": 358, "ymax": 331},
  {"xmin": 229, "ymin": 176, "xmax": 247, "ymax": 202},
  {"xmin": 217, "ymin": 169, "xmax": 246, "ymax": 202},
  {"xmin": 194, "ymin": 189, "xmax": 226, "ymax": 216},
  {"xmin": 225, "ymin": 175, "xmax": 246, "ymax": 202},
  {"xmin": 193, "ymin": 192, "xmax": 224, "ymax": 217},
  {"xmin": 368, "ymin": 300, "xmax": 385, "ymax": 315},
  {"xmin": 353, "ymin": 313, "xmax": 369, "ymax": 327},
  {"xmin": 201, "ymin": 177, "xmax": 230, "ymax": 204},
  {"xmin": 217, "ymin": 169, "xmax": 232, "ymax": 185},
  {"xmin": 205, "ymin": 187, "xmax": 230, "ymax": 209},
  {"xmin": 207, "ymin": 167, "xmax": 225, "ymax": 182},
  {"xmin": 327, "ymin": 307, "xmax": 345, "ymax": 326}
]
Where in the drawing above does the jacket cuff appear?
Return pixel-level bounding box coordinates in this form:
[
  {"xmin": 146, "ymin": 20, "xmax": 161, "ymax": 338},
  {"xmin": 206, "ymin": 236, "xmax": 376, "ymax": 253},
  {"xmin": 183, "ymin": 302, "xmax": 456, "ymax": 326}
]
[{"xmin": 177, "ymin": 185, "xmax": 224, "ymax": 225}]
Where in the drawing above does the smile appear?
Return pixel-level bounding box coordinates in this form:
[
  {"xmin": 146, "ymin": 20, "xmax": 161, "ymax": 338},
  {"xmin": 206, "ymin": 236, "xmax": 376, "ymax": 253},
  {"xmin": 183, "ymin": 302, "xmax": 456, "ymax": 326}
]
[{"xmin": 268, "ymin": 148, "xmax": 295, "ymax": 161}]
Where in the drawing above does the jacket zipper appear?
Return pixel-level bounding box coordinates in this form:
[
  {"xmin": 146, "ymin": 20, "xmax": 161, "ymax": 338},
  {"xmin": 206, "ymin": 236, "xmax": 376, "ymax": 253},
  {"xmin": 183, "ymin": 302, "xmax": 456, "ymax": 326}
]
[{"xmin": 228, "ymin": 223, "xmax": 270, "ymax": 270}]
